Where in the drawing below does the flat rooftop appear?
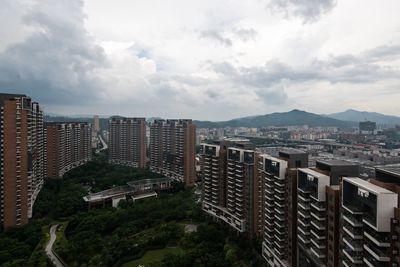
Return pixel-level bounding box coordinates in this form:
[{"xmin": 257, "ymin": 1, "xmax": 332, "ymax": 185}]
[
  {"xmin": 126, "ymin": 177, "xmax": 172, "ymax": 187},
  {"xmin": 376, "ymin": 167, "xmax": 400, "ymax": 178},
  {"xmin": 317, "ymin": 159, "xmax": 359, "ymax": 167},
  {"xmin": 279, "ymin": 148, "xmax": 306, "ymax": 155}
]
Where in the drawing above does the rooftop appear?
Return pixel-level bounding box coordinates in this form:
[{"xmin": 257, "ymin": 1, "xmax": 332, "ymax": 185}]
[
  {"xmin": 279, "ymin": 148, "xmax": 307, "ymax": 155},
  {"xmin": 316, "ymin": 159, "xmax": 358, "ymax": 167},
  {"xmin": 343, "ymin": 177, "xmax": 397, "ymax": 195},
  {"xmin": 376, "ymin": 167, "xmax": 400, "ymax": 178}
]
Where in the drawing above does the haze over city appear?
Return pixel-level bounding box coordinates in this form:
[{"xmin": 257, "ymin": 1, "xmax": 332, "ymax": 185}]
[{"xmin": 1, "ymin": 0, "xmax": 400, "ymax": 120}]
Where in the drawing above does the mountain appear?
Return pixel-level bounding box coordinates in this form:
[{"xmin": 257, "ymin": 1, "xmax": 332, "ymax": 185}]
[
  {"xmin": 194, "ymin": 110, "xmax": 356, "ymax": 128},
  {"xmin": 328, "ymin": 109, "xmax": 400, "ymax": 126}
]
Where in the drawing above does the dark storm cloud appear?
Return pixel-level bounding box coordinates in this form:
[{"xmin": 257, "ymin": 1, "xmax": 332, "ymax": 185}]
[
  {"xmin": 0, "ymin": 0, "xmax": 107, "ymax": 105},
  {"xmin": 268, "ymin": 0, "xmax": 337, "ymax": 23}
]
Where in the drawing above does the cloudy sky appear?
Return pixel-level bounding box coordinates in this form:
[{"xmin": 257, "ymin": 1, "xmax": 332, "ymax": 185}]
[{"xmin": 1, "ymin": 0, "xmax": 400, "ymax": 120}]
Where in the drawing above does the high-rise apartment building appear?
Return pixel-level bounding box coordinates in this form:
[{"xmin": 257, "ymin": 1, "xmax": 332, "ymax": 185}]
[
  {"xmin": 342, "ymin": 177, "xmax": 397, "ymax": 267},
  {"xmin": 108, "ymin": 117, "xmax": 146, "ymax": 168},
  {"xmin": 340, "ymin": 167, "xmax": 400, "ymax": 267},
  {"xmin": 200, "ymin": 142, "xmax": 262, "ymax": 237},
  {"xmin": 93, "ymin": 115, "xmax": 100, "ymax": 133},
  {"xmin": 0, "ymin": 94, "xmax": 44, "ymax": 230},
  {"xmin": 149, "ymin": 119, "xmax": 196, "ymax": 186},
  {"xmin": 45, "ymin": 122, "xmax": 92, "ymax": 178},
  {"xmin": 297, "ymin": 160, "xmax": 359, "ymax": 267},
  {"xmin": 261, "ymin": 149, "xmax": 308, "ymax": 267}
]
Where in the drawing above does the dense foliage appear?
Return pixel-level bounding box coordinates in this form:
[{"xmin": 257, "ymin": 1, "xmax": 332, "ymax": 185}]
[
  {"xmin": 0, "ymin": 220, "xmax": 51, "ymax": 266},
  {"xmin": 34, "ymin": 152, "xmax": 164, "ymax": 219},
  {"xmin": 57, "ymin": 189, "xmax": 202, "ymax": 266}
]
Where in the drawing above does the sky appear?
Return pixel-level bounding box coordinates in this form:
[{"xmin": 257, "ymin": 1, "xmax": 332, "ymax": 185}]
[{"xmin": 1, "ymin": 0, "xmax": 400, "ymax": 120}]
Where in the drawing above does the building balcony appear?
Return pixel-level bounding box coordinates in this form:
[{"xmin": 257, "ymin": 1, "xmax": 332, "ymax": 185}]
[
  {"xmin": 310, "ymin": 229, "xmax": 325, "ymax": 240},
  {"xmin": 298, "ymin": 210, "xmax": 310, "ymax": 219},
  {"xmin": 311, "ymin": 238, "xmax": 326, "ymax": 251},
  {"xmin": 310, "ymin": 210, "xmax": 326, "ymax": 221},
  {"xmin": 342, "ymin": 258, "xmax": 363, "ymax": 267},
  {"xmin": 343, "ymin": 236, "xmax": 363, "ymax": 252},
  {"xmin": 311, "ymin": 220, "xmax": 325, "ymax": 231},
  {"xmin": 343, "ymin": 225, "xmax": 363, "ymax": 240},
  {"xmin": 342, "ymin": 203, "xmax": 363, "ymax": 215},
  {"xmin": 298, "ymin": 233, "xmax": 311, "ymax": 245},
  {"xmin": 298, "ymin": 219, "xmax": 310, "ymax": 228},
  {"xmin": 342, "ymin": 248, "xmax": 363, "ymax": 264},
  {"xmin": 274, "ymin": 201, "xmax": 285, "ymax": 208},
  {"xmin": 363, "ymin": 243, "xmax": 390, "ymax": 262},
  {"xmin": 298, "ymin": 202, "xmax": 310, "ymax": 211},
  {"xmin": 343, "ymin": 214, "xmax": 363, "ymax": 227},
  {"xmin": 297, "ymin": 194, "xmax": 310, "ymax": 202},
  {"xmin": 310, "ymin": 247, "xmax": 325, "ymax": 259},
  {"xmin": 311, "ymin": 202, "xmax": 326, "ymax": 212},
  {"xmin": 364, "ymin": 228, "xmax": 390, "ymax": 248}
]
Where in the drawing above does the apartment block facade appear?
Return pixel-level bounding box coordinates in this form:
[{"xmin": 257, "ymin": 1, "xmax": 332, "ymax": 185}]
[
  {"xmin": 149, "ymin": 119, "xmax": 196, "ymax": 186},
  {"xmin": 261, "ymin": 149, "xmax": 308, "ymax": 267},
  {"xmin": 297, "ymin": 160, "xmax": 359, "ymax": 267},
  {"xmin": 46, "ymin": 122, "xmax": 92, "ymax": 178},
  {"xmin": 342, "ymin": 176, "xmax": 399, "ymax": 267},
  {"xmin": 0, "ymin": 94, "xmax": 44, "ymax": 230},
  {"xmin": 200, "ymin": 142, "xmax": 262, "ymax": 237},
  {"xmin": 108, "ymin": 117, "xmax": 146, "ymax": 168}
]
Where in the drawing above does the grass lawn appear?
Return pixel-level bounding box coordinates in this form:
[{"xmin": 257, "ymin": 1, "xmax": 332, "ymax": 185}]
[{"xmin": 122, "ymin": 247, "xmax": 183, "ymax": 267}]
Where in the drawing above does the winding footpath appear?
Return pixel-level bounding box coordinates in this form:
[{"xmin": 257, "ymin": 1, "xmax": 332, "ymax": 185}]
[{"xmin": 45, "ymin": 224, "xmax": 65, "ymax": 267}]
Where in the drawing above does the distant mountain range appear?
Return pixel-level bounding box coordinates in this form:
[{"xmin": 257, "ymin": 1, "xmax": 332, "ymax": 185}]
[
  {"xmin": 44, "ymin": 109, "xmax": 400, "ymax": 129},
  {"xmin": 194, "ymin": 110, "xmax": 356, "ymax": 128},
  {"xmin": 327, "ymin": 109, "xmax": 400, "ymax": 125}
]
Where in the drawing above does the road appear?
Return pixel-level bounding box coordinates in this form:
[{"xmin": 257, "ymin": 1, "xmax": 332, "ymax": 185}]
[
  {"xmin": 46, "ymin": 224, "xmax": 65, "ymax": 267},
  {"xmin": 96, "ymin": 134, "xmax": 108, "ymax": 153}
]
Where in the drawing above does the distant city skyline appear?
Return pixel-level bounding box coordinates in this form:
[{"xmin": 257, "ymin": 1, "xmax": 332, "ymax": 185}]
[{"xmin": 1, "ymin": 0, "xmax": 400, "ymax": 120}]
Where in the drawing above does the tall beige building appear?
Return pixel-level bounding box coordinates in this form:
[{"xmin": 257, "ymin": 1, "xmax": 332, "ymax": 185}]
[
  {"xmin": 93, "ymin": 115, "xmax": 100, "ymax": 133},
  {"xmin": 0, "ymin": 94, "xmax": 44, "ymax": 230},
  {"xmin": 45, "ymin": 122, "xmax": 92, "ymax": 178},
  {"xmin": 108, "ymin": 117, "xmax": 146, "ymax": 168},
  {"xmin": 149, "ymin": 119, "xmax": 196, "ymax": 186}
]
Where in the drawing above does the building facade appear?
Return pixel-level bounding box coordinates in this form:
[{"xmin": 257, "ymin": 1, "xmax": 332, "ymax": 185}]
[
  {"xmin": 149, "ymin": 119, "xmax": 196, "ymax": 186},
  {"xmin": 45, "ymin": 122, "xmax": 92, "ymax": 178},
  {"xmin": 200, "ymin": 142, "xmax": 262, "ymax": 237},
  {"xmin": 297, "ymin": 160, "xmax": 359, "ymax": 267},
  {"xmin": 261, "ymin": 149, "xmax": 308, "ymax": 267},
  {"xmin": 108, "ymin": 117, "xmax": 146, "ymax": 168},
  {"xmin": 0, "ymin": 94, "xmax": 44, "ymax": 230}
]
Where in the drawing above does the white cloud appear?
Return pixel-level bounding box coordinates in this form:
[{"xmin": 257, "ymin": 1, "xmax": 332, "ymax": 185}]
[{"xmin": 1, "ymin": 0, "xmax": 400, "ymax": 120}]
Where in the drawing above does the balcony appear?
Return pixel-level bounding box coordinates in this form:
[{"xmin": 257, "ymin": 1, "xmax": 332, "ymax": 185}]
[
  {"xmin": 298, "ymin": 200, "xmax": 311, "ymax": 210},
  {"xmin": 310, "ymin": 210, "xmax": 326, "ymax": 221},
  {"xmin": 311, "ymin": 238, "xmax": 326, "ymax": 249},
  {"xmin": 310, "ymin": 229, "xmax": 325, "ymax": 240},
  {"xmin": 297, "ymin": 194, "xmax": 310, "ymax": 202},
  {"xmin": 310, "ymin": 247, "xmax": 325, "ymax": 259},
  {"xmin": 342, "ymin": 248, "xmax": 363, "ymax": 264},
  {"xmin": 311, "ymin": 202, "xmax": 326, "ymax": 212},
  {"xmin": 298, "ymin": 233, "xmax": 311, "ymax": 245},
  {"xmin": 364, "ymin": 229, "xmax": 390, "ymax": 248},
  {"xmin": 298, "ymin": 210, "xmax": 310, "ymax": 219},
  {"xmin": 343, "ymin": 236, "xmax": 363, "ymax": 252},
  {"xmin": 342, "ymin": 203, "xmax": 363, "ymax": 215},
  {"xmin": 343, "ymin": 214, "xmax": 363, "ymax": 227},
  {"xmin": 343, "ymin": 225, "xmax": 363, "ymax": 240},
  {"xmin": 363, "ymin": 243, "xmax": 390, "ymax": 262},
  {"xmin": 311, "ymin": 220, "xmax": 325, "ymax": 231}
]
